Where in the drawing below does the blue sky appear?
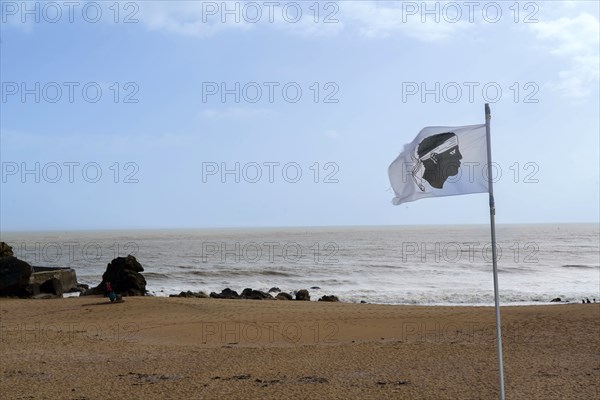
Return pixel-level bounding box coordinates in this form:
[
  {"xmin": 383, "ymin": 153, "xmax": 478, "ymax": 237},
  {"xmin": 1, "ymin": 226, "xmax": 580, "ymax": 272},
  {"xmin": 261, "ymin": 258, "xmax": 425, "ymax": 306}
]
[{"xmin": 1, "ymin": 0, "xmax": 599, "ymax": 230}]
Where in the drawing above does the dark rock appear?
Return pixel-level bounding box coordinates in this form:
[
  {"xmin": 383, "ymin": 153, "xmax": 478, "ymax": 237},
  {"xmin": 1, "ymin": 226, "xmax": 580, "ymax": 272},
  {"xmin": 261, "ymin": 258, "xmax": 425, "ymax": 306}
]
[
  {"xmin": 295, "ymin": 289, "xmax": 310, "ymax": 301},
  {"xmin": 0, "ymin": 256, "xmax": 33, "ymax": 296},
  {"xmin": 66, "ymin": 284, "xmax": 89, "ymax": 294},
  {"xmin": 360, "ymin": 300, "xmax": 367, "ymax": 304},
  {"xmin": 84, "ymin": 255, "xmax": 146, "ymax": 296},
  {"xmin": 318, "ymin": 295, "xmax": 339, "ymax": 302},
  {"xmin": 210, "ymin": 288, "xmax": 240, "ymax": 299},
  {"xmin": 310, "ymin": 286, "xmax": 321, "ymax": 290},
  {"xmin": 25, "ymin": 283, "xmax": 41, "ymax": 296},
  {"xmin": 276, "ymin": 292, "xmax": 293, "ymax": 300},
  {"xmin": 248, "ymin": 290, "xmax": 272, "ymax": 300},
  {"xmin": 221, "ymin": 288, "xmax": 239, "ymax": 298},
  {"xmin": 0, "ymin": 242, "xmax": 14, "ymax": 257},
  {"xmin": 550, "ymin": 297, "xmax": 562, "ymax": 303},
  {"xmin": 241, "ymin": 288, "xmax": 272, "ymax": 300},
  {"xmin": 40, "ymin": 277, "xmax": 63, "ymax": 296},
  {"xmin": 172, "ymin": 290, "xmax": 208, "ymax": 298},
  {"xmin": 268, "ymin": 287, "xmax": 280, "ymax": 293}
]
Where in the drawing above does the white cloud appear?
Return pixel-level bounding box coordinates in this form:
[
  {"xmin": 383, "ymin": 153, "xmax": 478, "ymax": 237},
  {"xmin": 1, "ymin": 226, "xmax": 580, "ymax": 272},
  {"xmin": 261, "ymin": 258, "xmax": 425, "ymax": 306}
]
[
  {"xmin": 138, "ymin": 1, "xmax": 341, "ymax": 38},
  {"xmin": 139, "ymin": 1, "xmax": 253, "ymax": 37},
  {"xmin": 135, "ymin": 1, "xmax": 465, "ymax": 41},
  {"xmin": 559, "ymin": 1, "xmax": 580, "ymax": 9},
  {"xmin": 340, "ymin": 1, "xmax": 468, "ymax": 41},
  {"xmin": 530, "ymin": 13, "xmax": 600, "ymax": 98}
]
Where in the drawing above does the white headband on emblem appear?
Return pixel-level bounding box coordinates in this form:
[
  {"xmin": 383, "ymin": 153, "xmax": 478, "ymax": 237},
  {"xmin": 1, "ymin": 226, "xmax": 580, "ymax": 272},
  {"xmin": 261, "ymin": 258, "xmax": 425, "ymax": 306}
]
[{"xmin": 411, "ymin": 135, "xmax": 458, "ymax": 191}]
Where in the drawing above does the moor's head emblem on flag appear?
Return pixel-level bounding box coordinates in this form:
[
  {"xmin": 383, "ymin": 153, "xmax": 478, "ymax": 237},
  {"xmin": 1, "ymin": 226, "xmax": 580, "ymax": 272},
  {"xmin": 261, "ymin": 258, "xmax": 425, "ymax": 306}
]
[{"xmin": 412, "ymin": 132, "xmax": 462, "ymax": 191}]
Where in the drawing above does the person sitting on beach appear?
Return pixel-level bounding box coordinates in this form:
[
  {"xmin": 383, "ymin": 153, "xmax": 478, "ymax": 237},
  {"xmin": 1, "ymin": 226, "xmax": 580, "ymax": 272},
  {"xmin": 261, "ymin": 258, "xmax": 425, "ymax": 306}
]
[{"xmin": 106, "ymin": 281, "xmax": 117, "ymax": 302}]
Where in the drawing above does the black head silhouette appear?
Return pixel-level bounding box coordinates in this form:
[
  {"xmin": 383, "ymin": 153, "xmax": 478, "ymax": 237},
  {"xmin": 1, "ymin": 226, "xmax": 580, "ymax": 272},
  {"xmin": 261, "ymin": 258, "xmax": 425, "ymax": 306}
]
[{"xmin": 412, "ymin": 132, "xmax": 462, "ymax": 190}]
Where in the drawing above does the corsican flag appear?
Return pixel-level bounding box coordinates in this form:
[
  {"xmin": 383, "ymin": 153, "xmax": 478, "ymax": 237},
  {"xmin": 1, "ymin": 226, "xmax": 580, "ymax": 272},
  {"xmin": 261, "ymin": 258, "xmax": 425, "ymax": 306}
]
[{"xmin": 388, "ymin": 124, "xmax": 489, "ymax": 205}]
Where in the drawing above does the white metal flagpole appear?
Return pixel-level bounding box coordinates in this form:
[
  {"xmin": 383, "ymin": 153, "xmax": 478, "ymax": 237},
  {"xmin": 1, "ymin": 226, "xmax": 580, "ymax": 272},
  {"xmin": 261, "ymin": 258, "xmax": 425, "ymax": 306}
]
[{"xmin": 485, "ymin": 103, "xmax": 506, "ymax": 400}]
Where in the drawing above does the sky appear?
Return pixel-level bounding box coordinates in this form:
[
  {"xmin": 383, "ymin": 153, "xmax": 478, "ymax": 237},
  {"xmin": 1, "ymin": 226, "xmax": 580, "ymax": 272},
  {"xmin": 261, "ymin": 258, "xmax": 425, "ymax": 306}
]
[{"xmin": 1, "ymin": 0, "xmax": 599, "ymax": 231}]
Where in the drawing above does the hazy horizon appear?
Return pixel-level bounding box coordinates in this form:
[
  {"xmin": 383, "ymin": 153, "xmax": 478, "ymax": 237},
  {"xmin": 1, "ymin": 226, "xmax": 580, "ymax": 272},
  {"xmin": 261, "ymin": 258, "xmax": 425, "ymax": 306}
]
[{"xmin": 1, "ymin": 221, "xmax": 597, "ymax": 235}]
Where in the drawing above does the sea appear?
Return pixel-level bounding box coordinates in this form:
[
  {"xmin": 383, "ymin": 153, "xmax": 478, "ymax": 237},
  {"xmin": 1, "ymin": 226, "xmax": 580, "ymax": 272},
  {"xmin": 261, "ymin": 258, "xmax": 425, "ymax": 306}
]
[{"xmin": 1, "ymin": 224, "xmax": 598, "ymax": 305}]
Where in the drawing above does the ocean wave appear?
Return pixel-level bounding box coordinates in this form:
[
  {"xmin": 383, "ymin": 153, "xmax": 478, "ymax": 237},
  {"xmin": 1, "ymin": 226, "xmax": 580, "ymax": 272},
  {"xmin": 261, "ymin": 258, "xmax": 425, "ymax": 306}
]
[
  {"xmin": 561, "ymin": 264, "xmax": 599, "ymax": 269},
  {"xmin": 187, "ymin": 269, "xmax": 297, "ymax": 278},
  {"xmin": 366, "ymin": 264, "xmax": 404, "ymax": 270},
  {"xmin": 144, "ymin": 272, "xmax": 172, "ymax": 279},
  {"xmin": 497, "ymin": 266, "xmax": 536, "ymax": 273}
]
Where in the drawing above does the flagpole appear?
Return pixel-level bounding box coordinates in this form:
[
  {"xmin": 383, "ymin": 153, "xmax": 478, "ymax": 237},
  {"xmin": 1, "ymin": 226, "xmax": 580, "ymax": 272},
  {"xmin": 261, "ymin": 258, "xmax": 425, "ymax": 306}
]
[{"xmin": 485, "ymin": 103, "xmax": 505, "ymax": 400}]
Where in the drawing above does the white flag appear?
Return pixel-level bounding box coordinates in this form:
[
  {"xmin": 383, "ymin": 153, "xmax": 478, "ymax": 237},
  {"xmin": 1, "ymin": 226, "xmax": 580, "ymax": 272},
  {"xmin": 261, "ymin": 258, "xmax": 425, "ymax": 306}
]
[{"xmin": 388, "ymin": 124, "xmax": 489, "ymax": 205}]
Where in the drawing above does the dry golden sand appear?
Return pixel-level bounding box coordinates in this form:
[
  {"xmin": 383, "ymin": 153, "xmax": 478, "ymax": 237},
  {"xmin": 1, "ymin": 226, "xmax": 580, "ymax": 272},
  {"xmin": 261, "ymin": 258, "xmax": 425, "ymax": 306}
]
[{"xmin": 0, "ymin": 297, "xmax": 598, "ymax": 399}]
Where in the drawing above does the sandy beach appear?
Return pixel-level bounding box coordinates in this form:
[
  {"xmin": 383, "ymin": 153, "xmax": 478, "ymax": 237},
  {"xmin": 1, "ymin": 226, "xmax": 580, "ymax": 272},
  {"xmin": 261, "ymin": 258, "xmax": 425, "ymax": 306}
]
[{"xmin": 0, "ymin": 297, "xmax": 598, "ymax": 399}]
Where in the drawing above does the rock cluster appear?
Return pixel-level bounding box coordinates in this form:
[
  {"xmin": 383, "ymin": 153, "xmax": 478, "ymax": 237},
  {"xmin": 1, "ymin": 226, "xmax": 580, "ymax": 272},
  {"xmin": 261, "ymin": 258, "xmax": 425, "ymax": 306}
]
[
  {"xmin": 276, "ymin": 292, "xmax": 293, "ymax": 300},
  {"xmin": 84, "ymin": 255, "xmax": 147, "ymax": 296},
  {"xmin": 0, "ymin": 241, "xmax": 14, "ymax": 257},
  {"xmin": 0, "ymin": 253, "xmax": 33, "ymax": 297},
  {"xmin": 295, "ymin": 289, "xmax": 310, "ymax": 301},
  {"xmin": 170, "ymin": 290, "xmax": 208, "ymax": 298},
  {"xmin": 208, "ymin": 288, "xmax": 274, "ymax": 300},
  {"xmin": 0, "ymin": 242, "xmax": 81, "ymax": 298},
  {"xmin": 1, "ymin": 241, "xmax": 342, "ymax": 303},
  {"xmin": 318, "ymin": 295, "xmax": 340, "ymax": 302},
  {"xmin": 176, "ymin": 287, "xmax": 339, "ymax": 302}
]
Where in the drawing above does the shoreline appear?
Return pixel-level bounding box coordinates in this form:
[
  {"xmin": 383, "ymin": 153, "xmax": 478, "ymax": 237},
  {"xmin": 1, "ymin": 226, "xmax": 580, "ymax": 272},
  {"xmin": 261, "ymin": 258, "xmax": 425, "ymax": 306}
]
[
  {"xmin": 90, "ymin": 291, "xmax": 595, "ymax": 307},
  {"xmin": 1, "ymin": 297, "xmax": 598, "ymax": 399},
  {"xmin": 56, "ymin": 288, "xmax": 595, "ymax": 307}
]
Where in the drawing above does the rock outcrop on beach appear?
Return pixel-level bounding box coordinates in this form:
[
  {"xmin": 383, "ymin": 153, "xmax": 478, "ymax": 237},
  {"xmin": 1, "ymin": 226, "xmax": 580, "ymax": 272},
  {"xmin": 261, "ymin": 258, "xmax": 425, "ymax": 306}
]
[
  {"xmin": 40, "ymin": 277, "xmax": 64, "ymax": 296},
  {"xmin": 210, "ymin": 288, "xmax": 241, "ymax": 299},
  {"xmin": 241, "ymin": 288, "xmax": 273, "ymax": 300},
  {"xmin": 209, "ymin": 288, "xmax": 275, "ymax": 300},
  {"xmin": 85, "ymin": 255, "xmax": 147, "ymax": 296},
  {"xmin": 0, "ymin": 242, "xmax": 34, "ymax": 297},
  {"xmin": 170, "ymin": 290, "xmax": 208, "ymax": 298},
  {"xmin": 318, "ymin": 295, "xmax": 340, "ymax": 302},
  {"xmin": 0, "ymin": 255, "xmax": 33, "ymax": 297},
  {"xmin": 0, "ymin": 241, "xmax": 14, "ymax": 257},
  {"xmin": 275, "ymin": 292, "xmax": 293, "ymax": 300},
  {"xmin": 0, "ymin": 242, "xmax": 82, "ymax": 298},
  {"xmin": 202, "ymin": 287, "xmax": 341, "ymax": 302},
  {"xmin": 295, "ymin": 289, "xmax": 310, "ymax": 301},
  {"xmin": 27, "ymin": 266, "xmax": 79, "ymax": 297}
]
